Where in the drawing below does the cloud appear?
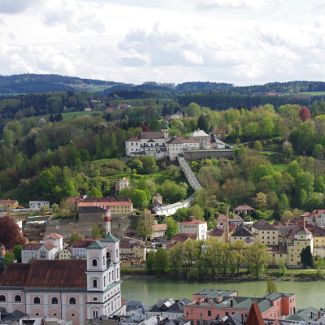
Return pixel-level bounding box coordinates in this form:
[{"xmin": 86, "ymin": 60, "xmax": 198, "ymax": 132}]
[
  {"xmin": 41, "ymin": 0, "xmax": 106, "ymax": 33},
  {"xmin": 0, "ymin": 0, "xmax": 35, "ymax": 14},
  {"xmin": 189, "ymin": 0, "xmax": 267, "ymax": 10}
]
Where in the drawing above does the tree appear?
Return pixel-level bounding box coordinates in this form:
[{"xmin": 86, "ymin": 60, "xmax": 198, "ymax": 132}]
[
  {"xmin": 254, "ymin": 192, "xmax": 267, "ymax": 209},
  {"xmin": 0, "ymin": 216, "xmax": 25, "ymax": 248},
  {"xmin": 254, "ymin": 141, "xmax": 263, "ymax": 151},
  {"xmin": 69, "ymin": 232, "xmax": 83, "ymax": 245},
  {"xmin": 278, "ymin": 258, "xmax": 287, "ymax": 276},
  {"xmin": 141, "ymin": 156, "xmax": 158, "ymax": 174},
  {"xmin": 299, "ymin": 106, "xmax": 311, "ymax": 122},
  {"xmin": 137, "ymin": 210, "xmax": 154, "ymax": 241},
  {"xmin": 131, "ymin": 189, "xmax": 148, "ymax": 209},
  {"xmin": 247, "ymin": 243, "xmax": 269, "ymax": 276},
  {"xmin": 166, "ymin": 217, "xmax": 178, "ymax": 239},
  {"xmin": 4, "ymin": 252, "xmax": 15, "ymax": 266},
  {"xmin": 13, "ymin": 244, "xmax": 22, "ymax": 263},
  {"xmin": 91, "ymin": 225, "xmax": 104, "ymax": 239},
  {"xmin": 300, "ymin": 246, "xmax": 314, "ymax": 268},
  {"xmin": 153, "ymin": 248, "xmax": 169, "ymax": 275},
  {"xmin": 197, "ymin": 114, "xmax": 210, "ymax": 132},
  {"xmin": 146, "ymin": 251, "xmax": 155, "ymax": 274},
  {"xmin": 266, "ymin": 280, "xmax": 277, "ymax": 293},
  {"xmin": 188, "ymin": 204, "xmax": 205, "ymax": 220}
]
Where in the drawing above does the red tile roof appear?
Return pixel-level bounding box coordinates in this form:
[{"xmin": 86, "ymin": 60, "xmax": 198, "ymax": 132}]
[
  {"xmin": 0, "ymin": 263, "xmax": 31, "ymax": 287},
  {"xmin": 44, "ymin": 233, "xmax": 63, "ymax": 239},
  {"xmin": 180, "ymin": 220, "xmax": 206, "ymax": 225},
  {"xmin": 172, "ymin": 233, "xmax": 197, "ymax": 242},
  {"xmin": 25, "ymin": 260, "xmax": 87, "ymax": 289}
]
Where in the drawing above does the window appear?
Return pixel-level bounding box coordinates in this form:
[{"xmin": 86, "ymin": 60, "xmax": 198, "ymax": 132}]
[
  {"xmin": 93, "ymin": 279, "xmax": 98, "ymax": 288},
  {"xmin": 34, "ymin": 297, "xmax": 41, "ymax": 304},
  {"xmin": 94, "ymin": 297, "xmax": 98, "ymax": 301},
  {"xmin": 15, "ymin": 295, "xmax": 21, "ymax": 302},
  {"xmin": 92, "ymin": 259, "xmax": 98, "ymax": 267},
  {"xmin": 208, "ymin": 311, "xmax": 211, "ymax": 316},
  {"xmin": 52, "ymin": 297, "xmax": 58, "ymax": 304},
  {"xmin": 69, "ymin": 297, "xmax": 76, "ymax": 305},
  {"xmin": 71, "ymin": 313, "xmax": 75, "ymax": 317},
  {"xmin": 0, "ymin": 295, "xmax": 5, "ymax": 302},
  {"xmin": 93, "ymin": 310, "xmax": 99, "ymax": 318}
]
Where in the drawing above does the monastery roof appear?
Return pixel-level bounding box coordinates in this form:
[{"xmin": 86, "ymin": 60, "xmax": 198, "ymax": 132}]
[
  {"xmin": 252, "ymin": 220, "xmax": 276, "ymax": 231},
  {"xmin": 0, "ymin": 260, "xmax": 87, "ymax": 289},
  {"xmin": 192, "ymin": 129, "xmax": 209, "ymax": 137},
  {"xmin": 140, "ymin": 131, "xmax": 165, "ymax": 139},
  {"xmin": 167, "ymin": 137, "xmax": 198, "ymax": 144}
]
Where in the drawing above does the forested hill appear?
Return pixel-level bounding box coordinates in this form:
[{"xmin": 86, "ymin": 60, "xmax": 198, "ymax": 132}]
[
  {"xmin": 0, "ymin": 74, "xmax": 121, "ymax": 95},
  {"xmin": 2, "ymin": 74, "xmax": 325, "ymax": 96}
]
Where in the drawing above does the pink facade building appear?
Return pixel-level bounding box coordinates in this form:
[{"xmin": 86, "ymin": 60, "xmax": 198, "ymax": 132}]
[{"xmin": 184, "ymin": 289, "xmax": 296, "ymax": 324}]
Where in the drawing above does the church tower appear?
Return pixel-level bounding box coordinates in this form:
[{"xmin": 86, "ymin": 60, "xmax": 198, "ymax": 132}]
[{"xmin": 86, "ymin": 232, "xmax": 123, "ymax": 320}]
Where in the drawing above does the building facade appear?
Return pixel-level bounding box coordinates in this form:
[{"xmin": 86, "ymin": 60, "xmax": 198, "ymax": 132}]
[
  {"xmin": 0, "ymin": 227, "xmax": 125, "ymax": 324},
  {"xmin": 178, "ymin": 220, "xmax": 208, "ymax": 240}
]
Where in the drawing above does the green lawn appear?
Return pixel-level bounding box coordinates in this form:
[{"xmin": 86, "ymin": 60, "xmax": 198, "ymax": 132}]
[{"xmin": 61, "ymin": 110, "xmax": 104, "ymax": 121}]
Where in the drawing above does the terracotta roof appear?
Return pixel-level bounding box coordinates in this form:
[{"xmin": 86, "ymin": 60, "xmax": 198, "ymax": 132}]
[
  {"xmin": 79, "ymin": 197, "xmax": 132, "ymax": 207},
  {"xmin": 24, "ymin": 260, "xmax": 87, "ymax": 289},
  {"xmin": 0, "ymin": 199, "xmax": 18, "ymax": 205},
  {"xmin": 127, "ymin": 136, "xmax": 140, "ymax": 141},
  {"xmin": 310, "ymin": 227, "xmax": 325, "ymax": 237},
  {"xmin": 172, "ymin": 233, "xmax": 197, "ymax": 242},
  {"xmin": 44, "ymin": 233, "xmax": 63, "ymax": 239},
  {"xmin": 246, "ymin": 303, "xmax": 264, "ymax": 325},
  {"xmin": 252, "ymin": 220, "xmax": 276, "ymax": 231},
  {"xmin": 180, "ymin": 220, "xmax": 206, "ymax": 225},
  {"xmin": 152, "ymin": 224, "xmax": 167, "ymax": 232},
  {"xmin": 0, "ymin": 263, "xmax": 31, "ymax": 287}
]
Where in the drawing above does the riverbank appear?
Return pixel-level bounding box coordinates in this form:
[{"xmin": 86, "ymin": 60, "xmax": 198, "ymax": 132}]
[{"xmin": 121, "ymin": 266, "xmax": 325, "ymax": 281}]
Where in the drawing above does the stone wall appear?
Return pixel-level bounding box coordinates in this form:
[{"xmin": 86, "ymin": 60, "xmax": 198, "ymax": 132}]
[{"xmin": 183, "ymin": 149, "xmax": 234, "ymax": 160}]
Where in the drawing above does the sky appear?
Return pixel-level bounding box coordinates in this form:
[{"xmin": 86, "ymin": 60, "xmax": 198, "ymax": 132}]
[{"xmin": 1, "ymin": 0, "xmax": 325, "ymax": 85}]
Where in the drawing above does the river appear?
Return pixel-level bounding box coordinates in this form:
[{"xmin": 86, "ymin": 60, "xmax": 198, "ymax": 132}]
[{"xmin": 122, "ymin": 277, "xmax": 325, "ymax": 308}]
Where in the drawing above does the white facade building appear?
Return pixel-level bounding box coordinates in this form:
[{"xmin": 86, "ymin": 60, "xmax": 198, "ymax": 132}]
[
  {"xmin": 29, "ymin": 201, "xmax": 50, "ymax": 210},
  {"xmin": 125, "ymin": 130, "xmax": 169, "ymax": 159},
  {"xmin": 167, "ymin": 137, "xmax": 200, "ymax": 161},
  {"xmin": 115, "ymin": 177, "xmax": 130, "ymax": 192},
  {"xmin": 178, "ymin": 219, "xmax": 208, "ymax": 240},
  {"xmin": 191, "ymin": 129, "xmax": 210, "ymax": 149}
]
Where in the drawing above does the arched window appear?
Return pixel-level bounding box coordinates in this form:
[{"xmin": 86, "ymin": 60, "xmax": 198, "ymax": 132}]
[
  {"xmin": 69, "ymin": 297, "xmax": 76, "ymax": 305},
  {"xmin": 92, "ymin": 259, "xmax": 98, "ymax": 267},
  {"xmin": 34, "ymin": 297, "xmax": 40, "ymax": 304},
  {"xmin": 106, "ymin": 251, "xmax": 111, "ymax": 265},
  {"xmin": 0, "ymin": 295, "xmax": 5, "ymax": 302},
  {"xmin": 52, "ymin": 297, "xmax": 58, "ymax": 304},
  {"xmin": 15, "ymin": 295, "xmax": 21, "ymax": 302},
  {"xmin": 93, "ymin": 279, "xmax": 98, "ymax": 288}
]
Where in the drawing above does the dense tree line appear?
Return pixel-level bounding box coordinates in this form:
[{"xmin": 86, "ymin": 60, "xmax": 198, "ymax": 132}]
[{"xmin": 146, "ymin": 239, "xmax": 269, "ymax": 279}]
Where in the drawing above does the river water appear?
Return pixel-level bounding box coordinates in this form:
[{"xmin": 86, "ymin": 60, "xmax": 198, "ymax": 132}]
[{"xmin": 122, "ymin": 277, "xmax": 325, "ymax": 308}]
